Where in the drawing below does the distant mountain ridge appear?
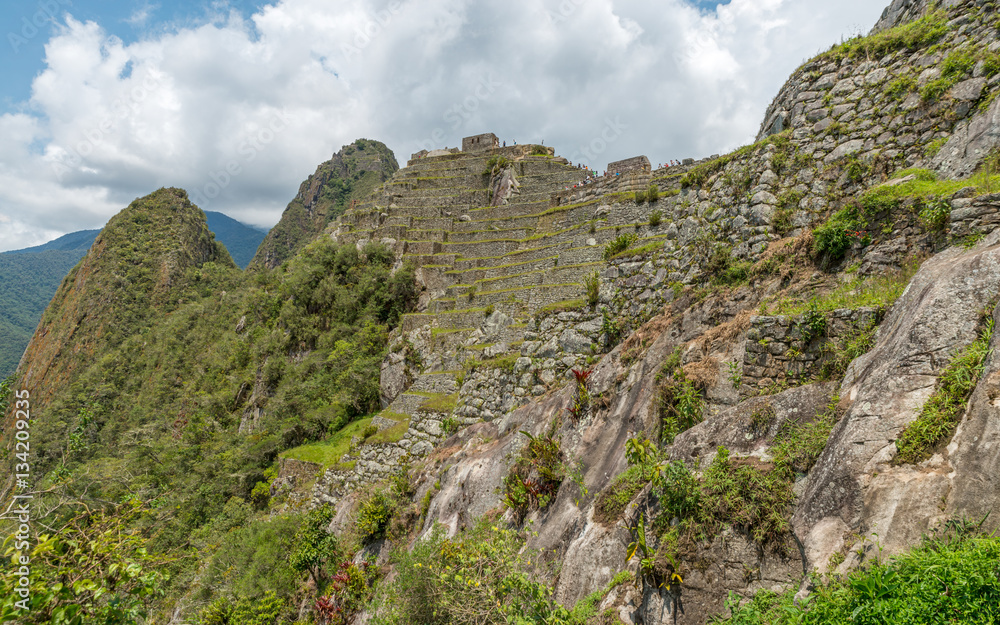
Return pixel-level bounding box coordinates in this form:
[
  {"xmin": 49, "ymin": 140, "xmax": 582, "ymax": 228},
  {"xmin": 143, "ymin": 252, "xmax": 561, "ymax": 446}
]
[{"xmin": 0, "ymin": 210, "xmax": 267, "ymax": 379}]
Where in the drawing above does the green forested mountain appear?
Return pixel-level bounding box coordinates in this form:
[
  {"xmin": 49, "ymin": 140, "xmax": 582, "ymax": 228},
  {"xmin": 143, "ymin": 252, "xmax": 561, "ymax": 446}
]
[
  {"xmin": 204, "ymin": 211, "xmax": 268, "ymax": 269},
  {"xmin": 251, "ymin": 138, "xmax": 398, "ymax": 270},
  {"xmin": 1, "ymin": 186, "xmax": 417, "ymax": 624},
  {"xmin": 0, "ymin": 214, "xmax": 266, "ymax": 380},
  {"xmin": 0, "ymin": 230, "xmax": 98, "ymax": 379}
]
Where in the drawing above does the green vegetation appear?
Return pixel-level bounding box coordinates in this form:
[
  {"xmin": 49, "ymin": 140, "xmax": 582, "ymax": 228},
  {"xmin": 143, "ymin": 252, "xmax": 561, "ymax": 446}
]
[
  {"xmin": 357, "ymin": 489, "xmax": 395, "ymax": 542},
  {"xmin": 812, "ymin": 205, "xmax": 866, "ymax": 263},
  {"xmin": 649, "ymin": 209, "xmax": 663, "ymax": 227},
  {"xmin": 584, "ymin": 271, "xmax": 600, "ymax": 306},
  {"xmin": 896, "ymin": 320, "xmax": 993, "ymax": 465},
  {"xmin": 820, "ymin": 322, "xmax": 879, "ymax": 380},
  {"xmin": 717, "ymin": 526, "xmax": 1000, "ymax": 624},
  {"xmin": 621, "ymin": 395, "xmax": 838, "ymax": 585},
  {"xmin": 502, "ymin": 423, "xmax": 567, "ymax": 519},
  {"xmin": 602, "ymin": 232, "xmax": 639, "ymax": 260},
  {"xmin": 594, "ymin": 465, "xmax": 648, "ymax": 524},
  {"xmin": 706, "ymin": 245, "xmax": 754, "ymax": 287},
  {"xmin": 681, "ymin": 131, "xmax": 793, "ymax": 189},
  {"xmin": 373, "ymin": 521, "xmax": 580, "ymax": 625},
  {"xmin": 821, "ymin": 9, "xmax": 949, "ymax": 61},
  {"xmin": 0, "ymin": 190, "xmax": 421, "ymax": 622},
  {"xmin": 0, "ymin": 502, "xmax": 172, "ymax": 625},
  {"xmin": 656, "ymin": 349, "xmax": 705, "ymax": 444},
  {"xmin": 483, "ymin": 154, "xmax": 513, "ymax": 176},
  {"xmin": 885, "ymin": 74, "xmax": 916, "ymax": 101},
  {"xmin": 770, "ymin": 261, "xmax": 919, "ymax": 316},
  {"xmin": 0, "ymin": 249, "xmax": 90, "ymax": 379}
]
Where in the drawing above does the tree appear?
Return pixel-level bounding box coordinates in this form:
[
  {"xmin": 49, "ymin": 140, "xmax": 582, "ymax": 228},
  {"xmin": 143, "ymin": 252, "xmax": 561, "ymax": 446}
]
[{"xmin": 288, "ymin": 505, "xmax": 342, "ymax": 590}]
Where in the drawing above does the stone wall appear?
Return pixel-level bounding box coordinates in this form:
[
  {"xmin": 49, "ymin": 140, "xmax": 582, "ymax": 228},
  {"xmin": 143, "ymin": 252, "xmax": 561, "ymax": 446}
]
[
  {"xmin": 463, "ymin": 133, "xmax": 499, "ymax": 152},
  {"xmin": 608, "ymin": 155, "xmax": 651, "ymax": 174},
  {"xmin": 310, "ymin": 409, "xmax": 480, "ymax": 507},
  {"xmin": 742, "ymin": 307, "xmax": 884, "ymax": 391},
  {"xmin": 949, "ymin": 192, "xmax": 1000, "ymax": 239}
]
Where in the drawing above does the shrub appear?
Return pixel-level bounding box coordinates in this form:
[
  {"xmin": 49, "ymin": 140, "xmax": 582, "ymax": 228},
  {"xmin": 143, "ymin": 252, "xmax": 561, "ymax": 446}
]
[
  {"xmin": 919, "ymin": 199, "xmax": 951, "ymax": 231},
  {"xmin": 649, "ymin": 209, "xmax": 663, "ymax": 227},
  {"xmin": 200, "ymin": 591, "xmax": 286, "ymax": 625},
  {"xmin": 812, "ymin": 207, "xmax": 864, "ymax": 263},
  {"xmin": 356, "ymin": 489, "xmax": 395, "ymax": 542},
  {"xmin": 594, "ymin": 465, "xmax": 649, "ymax": 524},
  {"xmin": 656, "ymin": 359, "xmax": 705, "ymax": 444},
  {"xmin": 482, "ymin": 155, "xmax": 512, "ymax": 176},
  {"xmin": 717, "ymin": 528, "xmax": 1000, "ymax": 624},
  {"xmin": 584, "ymin": 271, "xmax": 600, "ymax": 307},
  {"xmin": 822, "ymin": 9, "xmax": 948, "ymax": 61},
  {"xmin": 375, "ymin": 522, "xmax": 571, "ymax": 625},
  {"xmin": 633, "ymin": 190, "xmax": 647, "ymax": 203},
  {"xmin": 502, "ymin": 424, "xmax": 566, "ymax": 518},
  {"xmin": 647, "ymin": 185, "xmax": 660, "ymax": 203},
  {"xmin": 921, "ymin": 76, "xmax": 954, "ymax": 102},
  {"xmin": 700, "ymin": 447, "xmax": 794, "ymax": 549},
  {"xmin": 288, "ymin": 506, "xmax": 342, "ymax": 587},
  {"xmin": 885, "ymin": 75, "xmax": 916, "ymax": 101},
  {"xmin": 820, "ymin": 321, "xmax": 878, "ymax": 380},
  {"xmin": 603, "ymin": 233, "xmax": 639, "ymax": 260},
  {"xmin": 896, "ymin": 320, "xmax": 993, "ymax": 465}
]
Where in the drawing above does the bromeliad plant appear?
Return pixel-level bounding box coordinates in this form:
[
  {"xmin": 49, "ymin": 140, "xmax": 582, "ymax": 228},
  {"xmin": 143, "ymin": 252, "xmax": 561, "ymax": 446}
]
[{"xmin": 502, "ymin": 423, "xmax": 567, "ymax": 519}]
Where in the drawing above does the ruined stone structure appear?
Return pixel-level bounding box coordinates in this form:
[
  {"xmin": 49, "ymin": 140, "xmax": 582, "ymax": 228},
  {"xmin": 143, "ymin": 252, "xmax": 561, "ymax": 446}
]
[
  {"xmin": 607, "ymin": 155, "xmax": 651, "ymax": 174},
  {"xmin": 462, "ymin": 133, "xmax": 499, "ymax": 152}
]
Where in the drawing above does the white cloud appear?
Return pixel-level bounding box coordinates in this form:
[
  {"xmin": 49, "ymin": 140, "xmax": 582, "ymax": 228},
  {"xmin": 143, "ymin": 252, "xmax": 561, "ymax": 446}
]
[{"xmin": 0, "ymin": 0, "xmax": 885, "ymax": 251}]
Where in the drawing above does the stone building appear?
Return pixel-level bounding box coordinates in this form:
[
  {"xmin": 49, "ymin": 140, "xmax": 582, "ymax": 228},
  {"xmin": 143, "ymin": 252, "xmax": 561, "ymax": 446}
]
[
  {"xmin": 462, "ymin": 133, "xmax": 499, "ymax": 152},
  {"xmin": 607, "ymin": 156, "xmax": 651, "ymax": 174}
]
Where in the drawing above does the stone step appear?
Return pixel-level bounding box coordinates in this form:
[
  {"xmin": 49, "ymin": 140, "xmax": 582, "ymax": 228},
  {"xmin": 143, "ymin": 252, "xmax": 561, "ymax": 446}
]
[
  {"xmin": 402, "ymin": 309, "xmax": 487, "ymax": 333},
  {"xmin": 409, "ymin": 372, "xmax": 460, "ymax": 394},
  {"xmin": 452, "ymin": 244, "xmax": 560, "ymax": 271},
  {"xmin": 447, "ymin": 262, "xmax": 601, "ymax": 298},
  {"xmin": 410, "ymin": 217, "xmax": 456, "ymax": 231},
  {"xmin": 384, "ymin": 215, "xmax": 414, "ymax": 227},
  {"xmin": 403, "ymin": 229, "xmax": 446, "ymax": 243},
  {"xmin": 402, "ymin": 253, "xmax": 458, "ymax": 267},
  {"xmin": 446, "ymin": 227, "xmax": 534, "ymax": 244},
  {"xmin": 558, "ymin": 245, "xmax": 606, "ymax": 265},
  {"xmin": 448, "ymin": 282, "xmax": 585, "ymax": 311},
  {"xmin": 405, "ymin": 241, "xmax": 443, "ymax": 255},
  {"xmin": 446, "ymin": 255, "xmax": 559, "ymax": 284},
  {"xmin": 387, "ymin": 392, "xmax": 430, "ymax": 415}
]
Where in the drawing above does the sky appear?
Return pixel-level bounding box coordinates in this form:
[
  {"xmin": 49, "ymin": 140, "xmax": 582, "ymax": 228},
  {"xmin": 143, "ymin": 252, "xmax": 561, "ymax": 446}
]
[{"xmin": 0, "ymin": 0, "xmax": 887, "ymax": 252}]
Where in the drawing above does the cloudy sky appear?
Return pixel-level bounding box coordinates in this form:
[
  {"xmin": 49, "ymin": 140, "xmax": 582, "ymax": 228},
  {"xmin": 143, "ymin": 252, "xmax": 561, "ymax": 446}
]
[{"xmin": 0, "ymin": 0, "xmax": 886, "ymax": 252}]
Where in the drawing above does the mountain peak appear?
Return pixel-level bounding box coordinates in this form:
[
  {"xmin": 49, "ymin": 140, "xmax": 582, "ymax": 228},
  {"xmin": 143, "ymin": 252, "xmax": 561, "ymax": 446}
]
[{"xmin": 250, "ymin": 138, "xmax": 399, "ymax": 270}]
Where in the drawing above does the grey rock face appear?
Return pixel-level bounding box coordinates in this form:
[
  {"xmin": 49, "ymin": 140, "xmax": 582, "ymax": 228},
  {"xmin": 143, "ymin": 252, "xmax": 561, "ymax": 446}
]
[{"xmin": 794, "ymin": 231, "xmax": 1000, "ymax": 570}]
